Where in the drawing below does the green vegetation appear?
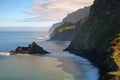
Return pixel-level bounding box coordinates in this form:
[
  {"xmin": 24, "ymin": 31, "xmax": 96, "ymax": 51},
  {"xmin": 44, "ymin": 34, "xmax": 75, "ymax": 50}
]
[
  {"xmin": 69, "ymin": 1, "xmax": 120, "ymax": 52},
  {"xmin": 109, "ymin": 34, "xmax": 120, "ymax": 80},
  {"xmin": 50, "ymin": 22, "xmax": 78, "ymax": 41},
  {"xmin": 58, "ymin": 26, "xmax": 75, "ymax": 33},
  {"xmin": 50, "ymin": 7, "xmax": 90, "ymax": 41},
  {"xmin": 66, "ymin": 0, "xmax": 120, "ymax": 80}
]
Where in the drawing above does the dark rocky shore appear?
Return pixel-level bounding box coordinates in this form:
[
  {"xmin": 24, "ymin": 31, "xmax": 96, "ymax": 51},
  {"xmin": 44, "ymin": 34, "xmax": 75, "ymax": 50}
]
[
  {"xmin": 65, "ymin": 48, "xmax": 118, "ymax": 80},
  {"xmin": 65, "ymin": 34, "xmax": 120, "ymax": 80},
  {"xmin": 61, "ymin": 0, "xmax": 120, "ymax": 80},
  {"xmin": 10, "ymin": 42, "xmax": 49, "ymax": 55}
]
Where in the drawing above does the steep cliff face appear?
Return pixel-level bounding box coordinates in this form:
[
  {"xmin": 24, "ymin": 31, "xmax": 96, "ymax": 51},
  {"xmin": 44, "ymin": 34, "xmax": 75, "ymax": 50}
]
[
  {"xmin": 62, "ymin": 7, "xmax": 90, "ymax": 23},
  {"xmin": 50, "ymin": 22, "xmax": 76, "ymax": 41},
  {"xmin": 49, "ymin": 7, "xmax": 90, "ymax": 41},
  {"xmin": 49, "ymin": 23, "xmax": 62, "ymax": 37},
  {"xmin": 66, "ymin": 0, "xmax": 120, "ymax": 80},
  {"xmin": 68, "ymin": 0, "xmax": 120, "ymax": 52}
]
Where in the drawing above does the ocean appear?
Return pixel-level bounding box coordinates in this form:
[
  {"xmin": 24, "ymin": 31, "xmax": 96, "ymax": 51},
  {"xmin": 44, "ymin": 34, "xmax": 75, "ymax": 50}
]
[{"xmin": 0, "ymin": 31, "xmax": 99, "ymax": 80}]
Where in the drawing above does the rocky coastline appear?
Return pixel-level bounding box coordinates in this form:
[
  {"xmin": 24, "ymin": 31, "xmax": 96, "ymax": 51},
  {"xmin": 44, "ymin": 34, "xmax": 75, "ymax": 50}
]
[
  {"xmin": 65, "ymin": 34, "xmax": 120, "ymax": 80},
  {"xmin": 64, "ymin": 48, "xmax": 117, "ymax": 80},
  {"xmin": 64, "ymin": 0, "xmax": 120, "ymax": 80}
]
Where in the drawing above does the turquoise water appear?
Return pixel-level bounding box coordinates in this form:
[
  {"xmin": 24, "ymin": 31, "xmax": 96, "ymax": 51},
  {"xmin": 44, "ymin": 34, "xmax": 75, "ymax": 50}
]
[{"xmin": 0, "ymin": 31, "xmax": 99, "ymax": 80}]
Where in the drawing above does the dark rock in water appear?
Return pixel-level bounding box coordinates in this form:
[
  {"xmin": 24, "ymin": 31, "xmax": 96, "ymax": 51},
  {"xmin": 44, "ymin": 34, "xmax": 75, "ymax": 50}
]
[
  {"xmin": 10, "ymin": 42, "xmax": 49, "ymax": 55},
  {"xmin": 15, "ymin": 47, "xmax": 28, "ymax": 53},
  {"xmin": 28, "ymin": 42, "xmax": 49, "ymax": 54}
]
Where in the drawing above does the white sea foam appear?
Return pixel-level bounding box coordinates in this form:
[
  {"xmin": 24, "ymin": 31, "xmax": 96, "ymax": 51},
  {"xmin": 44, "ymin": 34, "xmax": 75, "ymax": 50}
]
[
  {"xmin": 0, "ymin": 52, "xmax": 33, "ymax": 56},
  {"xmin": 64, "ymin": 52, "xmax": 99, "ymax": 80},
  {"xmin": 37, "ymin": 36, "xmax": 45, "ymax": 40},
  {"xmin": 37, "ymin": 35, "xmax": 50, "ymax": 41},
  {"xmin": 0, "ymin": 52, "xmax": 11, "ymax": 56}
]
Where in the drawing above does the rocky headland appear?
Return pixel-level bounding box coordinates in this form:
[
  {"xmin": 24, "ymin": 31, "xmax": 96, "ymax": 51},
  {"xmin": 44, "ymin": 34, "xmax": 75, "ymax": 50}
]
[
  {"xmin": 49, "ymin": 7, "xmax": 90, "ymax": 41},
  {"xmin": 65, "ymin": 0, "xmax": 120, "ymax": 80}
]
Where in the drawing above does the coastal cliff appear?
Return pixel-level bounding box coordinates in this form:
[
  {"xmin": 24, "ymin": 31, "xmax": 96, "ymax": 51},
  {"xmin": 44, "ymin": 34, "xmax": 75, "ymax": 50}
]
[
  {"xmin": 65, "ymin": 0, "xmax": 120, "ymax": 80},
  {"xmin": 49, "ymin": 7, "xmax": 90, "ymax": 41}
]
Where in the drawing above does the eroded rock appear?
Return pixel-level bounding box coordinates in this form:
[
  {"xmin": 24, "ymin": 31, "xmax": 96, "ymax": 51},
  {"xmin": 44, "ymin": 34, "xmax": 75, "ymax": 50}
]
[{"xmin": 10, "ymin": 42, "xmax": 49, "ymax": 55}]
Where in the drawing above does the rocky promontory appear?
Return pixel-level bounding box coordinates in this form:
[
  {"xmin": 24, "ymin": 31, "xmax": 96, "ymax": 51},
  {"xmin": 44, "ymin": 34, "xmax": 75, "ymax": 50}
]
[{"xmin": 10, "ymin": 42, "xmax": 49, "ymax": 55}]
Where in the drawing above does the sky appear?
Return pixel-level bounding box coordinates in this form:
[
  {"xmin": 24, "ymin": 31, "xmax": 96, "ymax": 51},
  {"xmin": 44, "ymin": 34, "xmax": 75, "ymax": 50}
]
[{"xmin": 0, "ymin": 0, "xmax": 94, "ymax": 28}]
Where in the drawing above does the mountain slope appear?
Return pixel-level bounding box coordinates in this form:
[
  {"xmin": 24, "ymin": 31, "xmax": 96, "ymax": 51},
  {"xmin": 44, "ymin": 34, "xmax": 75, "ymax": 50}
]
[
  {"xmin": 49, "ymin": 7, "xmax": 90, "ymax": 41},
  {"xmin": 68, "ymin": 0, "xmax": 120, "ymax": 52},
  {"xmin": 66, "ymin": 0, "xmax": 120, "ymax": 80}
]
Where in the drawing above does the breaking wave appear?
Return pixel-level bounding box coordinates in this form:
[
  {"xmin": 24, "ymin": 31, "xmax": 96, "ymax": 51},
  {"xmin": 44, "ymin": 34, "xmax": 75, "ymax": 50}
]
[{"xmin": 0, "ymin": 52, "xmax": 11, "ymax": 56}]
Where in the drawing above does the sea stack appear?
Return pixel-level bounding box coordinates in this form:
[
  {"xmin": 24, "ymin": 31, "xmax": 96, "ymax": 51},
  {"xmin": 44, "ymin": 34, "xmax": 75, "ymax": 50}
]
[{"xmin": 10, "ymin": 42, "xmax": 49, "ymax": 55}]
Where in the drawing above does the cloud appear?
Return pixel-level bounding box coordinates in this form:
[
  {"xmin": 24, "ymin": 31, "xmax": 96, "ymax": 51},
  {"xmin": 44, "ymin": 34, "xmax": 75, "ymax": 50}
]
[{"xmin": 25, "ymin": 0, "xmax": 94, "ymax": 21}]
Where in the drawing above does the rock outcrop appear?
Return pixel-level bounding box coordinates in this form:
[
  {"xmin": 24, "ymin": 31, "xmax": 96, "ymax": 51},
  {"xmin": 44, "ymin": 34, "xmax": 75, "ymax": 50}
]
[
  {"xmin": 49, "ymin": 7, "xmax": 90, "ymax": 41},
  {"xmin": 99, "ymin": 34, "xmax": 120, "ymax": 80},
  {"xmin": 10, "ymin": 42, "xmax": 49, "ymax": 55}
]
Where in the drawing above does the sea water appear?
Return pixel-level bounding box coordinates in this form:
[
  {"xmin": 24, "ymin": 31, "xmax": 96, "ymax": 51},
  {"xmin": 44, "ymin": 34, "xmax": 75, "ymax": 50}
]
[
  {"xmin": 0, "ymin": 31, "xmax": 48, "ymax": 51},
  {"xmin": 0, "ymin": 30, "xmax": 99, "ymax": 80}
]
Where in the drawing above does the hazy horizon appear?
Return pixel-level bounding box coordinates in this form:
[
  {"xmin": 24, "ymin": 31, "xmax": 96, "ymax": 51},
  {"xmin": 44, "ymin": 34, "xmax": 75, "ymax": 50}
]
[
  {"xmin": 0, "ymin": 27, "xmax": 50, "ymax": 32},
  {"xmin": 0, "ymin": 0, "xmax": 94, "ymax": 29}
]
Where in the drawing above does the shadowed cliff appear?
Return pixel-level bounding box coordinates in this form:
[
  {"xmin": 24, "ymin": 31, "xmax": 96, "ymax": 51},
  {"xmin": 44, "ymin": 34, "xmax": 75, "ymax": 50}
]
[{"xmin": 66, "ymin": 0, "xmax": 120, "ymax": 80}]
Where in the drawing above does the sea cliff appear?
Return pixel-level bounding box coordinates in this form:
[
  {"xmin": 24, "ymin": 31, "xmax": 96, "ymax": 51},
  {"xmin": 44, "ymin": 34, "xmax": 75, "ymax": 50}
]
[
  {"xmin": 65, "ymin": 0, "xmax": 120, "ymax": 80},
  {"xmin": 49, "ymin": 7, "xmax": 90, "ymax": 41}
]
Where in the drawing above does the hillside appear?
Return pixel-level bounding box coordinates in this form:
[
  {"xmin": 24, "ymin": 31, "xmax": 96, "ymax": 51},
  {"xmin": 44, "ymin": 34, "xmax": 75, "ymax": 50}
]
[
  {"xmin": 49, "ymin": 7, "xmax": 90, "ymax": 41},
  {"xmin": 66, "ymin": 0, "xmax": 120, "ymax": 80}
]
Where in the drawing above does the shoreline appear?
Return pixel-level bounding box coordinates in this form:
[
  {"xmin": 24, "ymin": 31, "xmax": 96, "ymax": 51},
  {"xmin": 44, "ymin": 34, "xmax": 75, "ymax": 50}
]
[
  {"xmin": 0, "ymin": 40, "xmax": 100, "ymax": 80},
  {"xmin": 47, "ymin": 45, "xmax": 99, "ymax": 80},
  {"xmin": 64, "ymin": 49, "xmax": 104, "ymax": 80},
  {"xmin": 0, "ymin": 51, "xmax": 100, "ymax": 80},
  {"xmin": 65, "ymin": 48, "xmax": 118, "ymax": 80},
  {"xmin": 57, "ymin": 51, "xmax": 99, "ymax": 80}
]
